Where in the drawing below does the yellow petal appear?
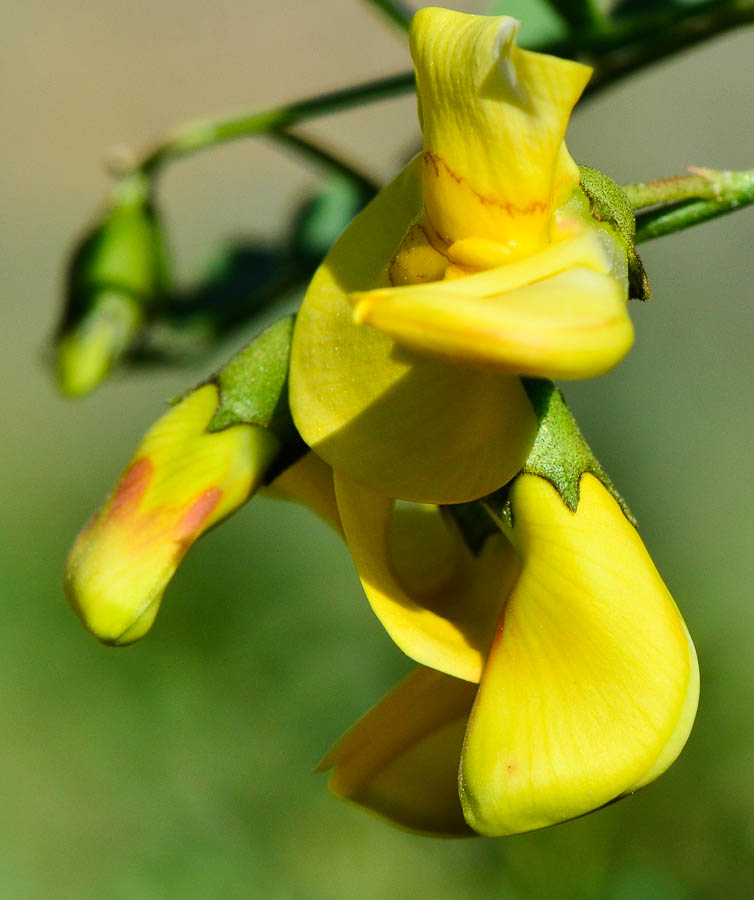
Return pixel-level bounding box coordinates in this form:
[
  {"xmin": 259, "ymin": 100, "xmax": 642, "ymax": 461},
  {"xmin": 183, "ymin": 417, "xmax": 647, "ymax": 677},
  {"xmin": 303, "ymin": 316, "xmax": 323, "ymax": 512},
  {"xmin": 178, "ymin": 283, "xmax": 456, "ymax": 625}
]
[
  {"xmin": 411, "ymin": 8, "xmax": 592, "ymax": 254},
  {"xmin": 355, "ymin": 267, "xmax": 632, "ymax": 380},
  {"xmin": 65, "ymin": 384, "xmax": 280, "ymax": 645},
  {"xmin": 263, "ymin": 451, "xmax": 342, "ymax": 534},
  {"xmin": 352, "ymin": 230, "xmax": 633, "ymax": 378},
  {"xmin": 358, "ymin": 229, "xmax": 619, "ymax": 303},
  {"xmin": 629, "ymin": 617, "xmax": 699, "ymax": 792},
  {"xmin": 460, "ymin": 474, "xmax": 698, "ymax": 836},
  {"xmin": 319, "ymin": 666, "xmax": 477, "ymax": 835},
  {"xmin": 334, "ymin": 471, "xmax": 519, "ymax": 683},
  {"xmin": 289, "ymin": 157, "xmax": 537, "ymax": 504}
]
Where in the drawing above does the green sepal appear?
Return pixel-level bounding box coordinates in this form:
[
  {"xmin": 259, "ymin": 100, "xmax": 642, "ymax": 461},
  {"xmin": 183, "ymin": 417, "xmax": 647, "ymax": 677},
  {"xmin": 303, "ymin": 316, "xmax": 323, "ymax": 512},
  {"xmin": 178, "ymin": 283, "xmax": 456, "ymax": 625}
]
[
  {"xmin": 579, "ymin": 165, "xmax": 651, "ymax": 301},
  {"xmin": 208, "ymin": 316, "xmax": 295, "ymax": 435},
  {"xmin": 203, "ymin": 316, "xmax": 307, "ymax": 478},
  {"xmin": 483, "ymin": 379, "xmax": 635, "ymax": 528}
]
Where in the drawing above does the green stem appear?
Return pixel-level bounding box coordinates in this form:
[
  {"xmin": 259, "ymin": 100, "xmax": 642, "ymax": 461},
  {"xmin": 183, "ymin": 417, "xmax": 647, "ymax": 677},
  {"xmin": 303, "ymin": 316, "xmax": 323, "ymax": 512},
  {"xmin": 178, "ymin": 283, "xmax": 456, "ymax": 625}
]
[
  {"xmin": 545, "ymin": 0, "xmax": 754, "ymax": 95},
  {"xmin": 623, "ymin": 171, "xmax": 721, "ymax": 210},
  {"xmin": 547, "ymin": 0, "xmax": 608, "ymax": 30},
  {"xmin": 133, "ymin": 72, "xmax": 415, "ymax": 177},
  {"xmin": 624, "ymin": 167, "xmax": 754, "ymax": 242},
  {"xmin": 363, "ymin": 0, "xmax": 412, "ymax": 33},
  {"xmin": 635, "ymin": 190, "xmax": 754, "ymax": 242},
  {"xmin": 265, "ymin": 130, "xmax": 379, "ymax": 196}
]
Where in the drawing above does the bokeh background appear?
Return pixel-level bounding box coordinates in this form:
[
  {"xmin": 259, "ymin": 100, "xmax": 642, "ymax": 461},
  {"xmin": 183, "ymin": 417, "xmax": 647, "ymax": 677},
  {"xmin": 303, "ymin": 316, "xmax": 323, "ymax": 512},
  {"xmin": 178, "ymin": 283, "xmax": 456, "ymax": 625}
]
[{"xmin": 2, "ymin": 1, "xmax": 752, "ymax": 897}]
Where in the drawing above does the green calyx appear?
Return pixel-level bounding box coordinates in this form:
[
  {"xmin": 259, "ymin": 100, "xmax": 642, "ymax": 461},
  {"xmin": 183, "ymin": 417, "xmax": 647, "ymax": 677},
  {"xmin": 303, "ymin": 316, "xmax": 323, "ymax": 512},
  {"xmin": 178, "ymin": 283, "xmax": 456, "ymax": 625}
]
[
  {"xmin": 208, "ymin": 316, "xmax": 296, "ymax": 436},
  {"xmin": 578, "ymin": 165, "xmax": 651, "ymax": 301},
  {"xmin": 484, "ymin": 379, "xmax": 635, "ymax": 529},
  {"xmin": 205, "ymin": 316, "xmax": 307, "ymax": 476}
]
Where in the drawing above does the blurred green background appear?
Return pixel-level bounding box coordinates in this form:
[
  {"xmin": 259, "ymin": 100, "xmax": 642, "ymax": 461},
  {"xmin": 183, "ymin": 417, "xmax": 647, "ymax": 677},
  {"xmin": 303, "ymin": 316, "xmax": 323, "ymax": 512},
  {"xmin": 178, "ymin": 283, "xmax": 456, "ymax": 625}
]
[{"xmin": 2, "ymin": 1, "xmax": 752, "ymax": 897}]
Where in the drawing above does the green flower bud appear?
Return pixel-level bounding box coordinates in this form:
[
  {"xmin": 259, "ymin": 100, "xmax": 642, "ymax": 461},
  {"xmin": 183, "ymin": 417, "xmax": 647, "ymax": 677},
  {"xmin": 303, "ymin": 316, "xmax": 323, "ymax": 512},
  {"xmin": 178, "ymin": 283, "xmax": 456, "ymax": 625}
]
[{"xmin": 56, "ymin": 175, "xmax": 168, "ymax": 396}]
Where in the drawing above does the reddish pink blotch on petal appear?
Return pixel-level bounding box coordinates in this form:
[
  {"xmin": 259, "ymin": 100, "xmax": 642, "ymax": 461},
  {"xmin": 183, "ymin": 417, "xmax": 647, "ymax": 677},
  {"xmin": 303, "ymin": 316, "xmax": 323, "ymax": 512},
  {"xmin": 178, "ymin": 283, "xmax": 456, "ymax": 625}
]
[
  {"xmin": 107, "ymin": 457, "xmax": 154, "ymax": 522},
  {"xmin": 175, "ymin": 487, "xmax": 223, "ymax": 542}
]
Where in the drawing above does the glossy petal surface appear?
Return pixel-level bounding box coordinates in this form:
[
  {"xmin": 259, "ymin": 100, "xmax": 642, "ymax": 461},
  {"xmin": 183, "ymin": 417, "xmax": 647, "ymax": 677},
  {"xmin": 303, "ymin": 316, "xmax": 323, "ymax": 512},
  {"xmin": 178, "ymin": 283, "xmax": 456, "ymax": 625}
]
[
  {"xmin": 353, "ymin": 232, "xmax": 632, "ymax": 378},
  {"xmin": 320, "ymin": 667, "xmax": 477, "ymax": 835},
  {"xmin": 411, "ymin": 8, "xmax": 591, "ymax": 253},
  {"xmin": 334, "ymin": 472, "xmax": 519, "ymax": 682},
  {"xmin": 460, "ymin": 474, "xmax": 698, "ymax": 835},
  {"xmin": 290, "ymin": 159, "xmax": 536, "ymax": 504}
]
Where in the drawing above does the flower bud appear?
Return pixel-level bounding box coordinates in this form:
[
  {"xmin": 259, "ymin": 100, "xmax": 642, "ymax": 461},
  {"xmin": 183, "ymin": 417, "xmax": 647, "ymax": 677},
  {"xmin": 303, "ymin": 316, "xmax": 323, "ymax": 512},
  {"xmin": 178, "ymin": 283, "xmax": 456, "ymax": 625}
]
[
  {"xmin": 65, "ymin": 317, "xmax": 301, "ymax": 644},
  {"xmin": 65, "ymin": 384, "xmax": 280, "ymax": 644},
  {"xmin": 56, "ymin": 176, "xmax": 167, "ymax": 396}
]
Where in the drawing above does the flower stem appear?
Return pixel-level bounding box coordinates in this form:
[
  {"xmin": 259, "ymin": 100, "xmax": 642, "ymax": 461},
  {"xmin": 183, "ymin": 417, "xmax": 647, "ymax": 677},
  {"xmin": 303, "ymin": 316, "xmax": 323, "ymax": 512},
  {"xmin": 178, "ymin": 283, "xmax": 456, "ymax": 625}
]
[
  {"xmin": 626, "ymin": 167, "xmax": 754, "ymax": 242},
  {"xmin": 547, "ymin": 0, "xmax": 608, "ymax": 30},
  {"xmin": 132, "ymin": 72, "xmax": 415, "ymax": 178},
  {"xmin": 546, "ymin": 0, "xmax": 754, "ymax": 95},
  {"xmin": 362, "ymin": 0, "xmax": 412, "ymax": 33},
  {"xmin": 623, "ymin": 171, "xmax": 723, "ymax": 210},
  {"xmin": 635, "ymin": 192, "xmax": 754, "ymax": 242},
  {"xmin": 264, "ymin": 130, "xmax": 379, "ymax": 197}
]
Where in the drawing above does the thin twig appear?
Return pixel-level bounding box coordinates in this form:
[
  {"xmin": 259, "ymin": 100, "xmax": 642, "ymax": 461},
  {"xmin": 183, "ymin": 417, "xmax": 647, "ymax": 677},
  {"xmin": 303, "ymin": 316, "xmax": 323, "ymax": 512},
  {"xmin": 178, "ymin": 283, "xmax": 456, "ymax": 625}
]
[
  {"xmin": 622, "ymin": 166, "xmax": 754, "ymax": 241},
  {"xmin": 363, "ymin": 0, "xmax": 412, "ymax": 33},
  {"xmin": 266, "ymin": 130, "xmax": 379, "ymax": 196}
]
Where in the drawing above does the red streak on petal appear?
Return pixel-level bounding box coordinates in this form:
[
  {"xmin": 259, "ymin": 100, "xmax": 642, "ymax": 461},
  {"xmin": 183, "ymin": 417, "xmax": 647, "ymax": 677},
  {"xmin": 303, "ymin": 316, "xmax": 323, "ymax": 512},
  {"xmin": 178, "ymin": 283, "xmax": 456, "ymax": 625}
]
[
  {"xmin": 108, "ymin": 457, "xmax": 154, "ymax": 521},
  {"xmin": 175, "ymin": 487, "xmax": 223, "ymax": 542},
  {"xmin": 422, "ymin": 151, "xmax": 548, "ymax": 216}
]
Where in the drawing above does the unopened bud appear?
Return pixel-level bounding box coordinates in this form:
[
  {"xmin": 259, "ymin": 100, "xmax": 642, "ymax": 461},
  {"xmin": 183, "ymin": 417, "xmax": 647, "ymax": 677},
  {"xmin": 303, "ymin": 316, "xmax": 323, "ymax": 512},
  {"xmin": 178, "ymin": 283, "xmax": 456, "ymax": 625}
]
[{"xmin": 56, "ymin": 175, "xmax": 168, "ymax": 396}]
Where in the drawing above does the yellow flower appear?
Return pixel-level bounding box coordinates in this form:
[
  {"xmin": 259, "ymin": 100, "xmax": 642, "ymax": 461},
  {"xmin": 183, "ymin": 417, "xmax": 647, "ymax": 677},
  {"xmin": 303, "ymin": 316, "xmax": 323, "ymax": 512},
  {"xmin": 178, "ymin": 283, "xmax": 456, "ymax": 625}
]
[
  {"xmin": 65, "ymin": 318, "xmax": 298, "ymax": 645},
  {"xmin": 61, "ymin": 6, "xmax": 690, "ymax": 843},
  {"xmin": 319, "ymin": 472, "xmax": 698, "ymax": 837},
  {"xmin": 289, "ymin": 8, "xmax": 634, "ymax": 505}
]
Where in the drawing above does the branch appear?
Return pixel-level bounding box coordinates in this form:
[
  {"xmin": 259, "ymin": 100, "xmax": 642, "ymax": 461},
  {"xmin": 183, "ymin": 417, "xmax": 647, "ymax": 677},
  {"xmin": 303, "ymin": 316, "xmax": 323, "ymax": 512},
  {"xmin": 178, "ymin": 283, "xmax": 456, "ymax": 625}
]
[
  {"xmin": 265, "ymin": 130, "xmax": 379, "ymax": 197},
  {"xmin": 627, "ymin": 167, "xmax": 754, "ymax": 242},
  {"xmin": 362, "ymin": 0, "xmax": 412, "ymax": 33},
  {"xmin": 550, "ymin": 0, "xmax": 754, "ymax": 96},
  {"xmin": 129, "ymin": 72, "xmax": 414, "ymax": 178}
]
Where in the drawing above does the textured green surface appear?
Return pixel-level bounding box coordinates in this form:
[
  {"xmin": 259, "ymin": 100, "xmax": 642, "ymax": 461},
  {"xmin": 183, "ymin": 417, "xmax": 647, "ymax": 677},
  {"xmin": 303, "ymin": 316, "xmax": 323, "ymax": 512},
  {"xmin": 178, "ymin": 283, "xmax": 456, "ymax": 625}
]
[
  {"xmin": 207, "ymin": 315, "xmax": 306, "ymax": 480},
  {"xmin": 481, "ymin": 379, "xmax": 634, "ymax": 528},
  {"xmin": 208, "ymin": 316, "xmax": 295, "ymax": 436},
  {"xmin": 579, "ymin": 164, "xmax": 651, "ymax": 301}
]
